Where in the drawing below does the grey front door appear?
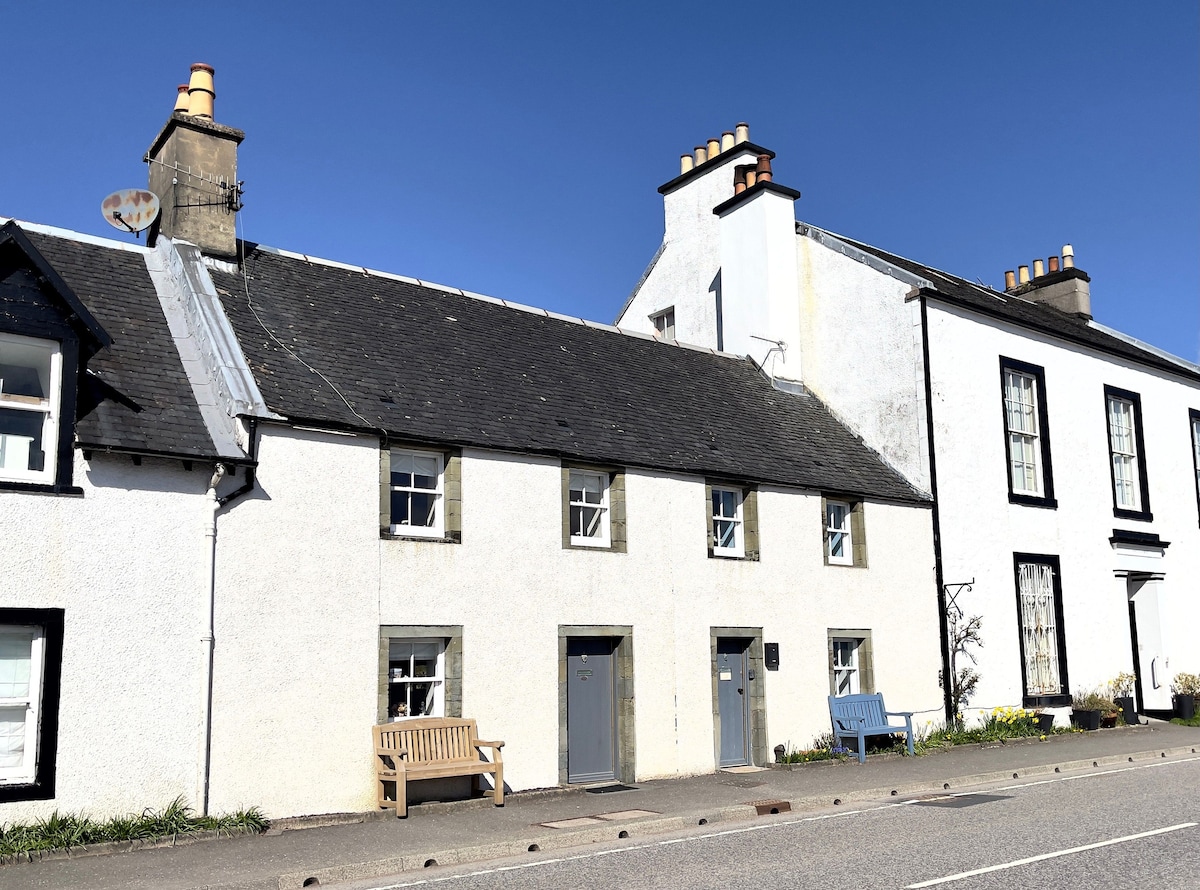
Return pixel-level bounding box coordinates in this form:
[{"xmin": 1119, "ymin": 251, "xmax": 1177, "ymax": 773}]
[
  {"xmin": 566, "ymin": 637, "xmax": 617, "ymax": 783},
  {"xmin": 716, "ymin": 638, "xmax": 750, "ymax": 767}
]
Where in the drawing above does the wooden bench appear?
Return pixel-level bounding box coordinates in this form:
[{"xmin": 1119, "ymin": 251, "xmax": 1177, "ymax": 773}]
[
  {"xmin": 373, "ymin": 717, "xmax": 505, "ymax": 818},
  {"xmin": 828, "ymin": 693, "xmax": 914, "ymax": 763}
]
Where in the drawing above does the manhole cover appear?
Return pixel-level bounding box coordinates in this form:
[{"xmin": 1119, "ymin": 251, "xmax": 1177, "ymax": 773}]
[
  {"xmin": 745, "ymin": 799, "xmax": 791, "ymax": 815},
  {"xmin": 913, "ymin": 793, "xmax": 1011, "ymax": 809},
  {"xmin": 584, "ymin": 784, "xmax": 638, "ymax": 794}
]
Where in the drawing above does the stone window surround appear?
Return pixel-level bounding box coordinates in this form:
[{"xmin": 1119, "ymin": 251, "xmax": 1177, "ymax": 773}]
[
  {"xmin": 705, "ymin": 482, "xmax": 760, "ymax": 561},
  {"xmin": 821, "ymin": 496, "xmax": 867, "ymax": 567},
  {"xmin": 379, "ymin": 443, "xmax": 462, "ymax": 543},
  {"xmin": 826, "ymin": 629, "xmax": 875, "ymax": 696},
  {"xmin": 560, "ymin": 464, "xmax": 627, "ymax": 553},
  {"xmin": 377, "ymin": 625, "xmax": 463, "ymax": 724}
]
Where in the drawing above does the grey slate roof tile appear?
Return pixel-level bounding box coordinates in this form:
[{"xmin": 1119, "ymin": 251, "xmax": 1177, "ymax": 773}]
[
  {"xmin": 209, "ymin": 248, "xmax": 925, "ymax": 503},
  {"xmin": 23, "ymin": 232, "xmax": 219, "ymax": 458},
  {"xmin": 832, "ymin": 233, "xmax": 1200, "ymax": 383}
]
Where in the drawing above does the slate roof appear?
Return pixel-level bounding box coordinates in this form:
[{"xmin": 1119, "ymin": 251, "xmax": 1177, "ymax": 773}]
[
  {"xmin": 22, "ymin": 231, "xmax": 222, "ymax": 458},
  {"xmin": 824, "ymin": 229, "xmax": 1200, "ymax": 383},
  {"xmin": 208, "ymin": 247, "xmax": 925, "ymax": 503}
]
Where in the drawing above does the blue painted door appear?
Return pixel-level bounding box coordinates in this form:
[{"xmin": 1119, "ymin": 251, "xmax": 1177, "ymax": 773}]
[
  {"xmin": 567, "ymin": 637, "xmax": 617, "ymax": 783},
  {"xmin": 717, "ymin": 639, "xmax": 750, "ymax": 767}
]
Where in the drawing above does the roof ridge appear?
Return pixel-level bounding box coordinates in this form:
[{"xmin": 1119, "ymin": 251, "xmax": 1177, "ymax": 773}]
[
  {"xmin": 238, "ymin": 240, "xmax": 750, "ymax": 362},
  {"xmin": 0, "ymin": 217, "xmax": 151, "ymax": 255}
]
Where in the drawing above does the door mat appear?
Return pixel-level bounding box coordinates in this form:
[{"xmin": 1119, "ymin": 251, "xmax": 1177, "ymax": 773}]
[
  {"xmin": 721, "ymin": 766, "xmax": 768, "ymax": 774},
  {"xmin": 584, "ymin": 784, "xmax": 638, "ymax": 794}
]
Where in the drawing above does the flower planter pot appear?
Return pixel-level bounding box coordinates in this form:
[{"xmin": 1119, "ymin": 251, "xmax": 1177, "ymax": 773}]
[
  {"xmin": 1174, "ymin": 695, "xmax": 1196, "ymax": 721},
  {"xmin": 1114, "ymin": 696, "xmax": 1137, "ymax": 726},
  {"xmin": 1036, "ymin": 713, "xmax": 1055, "ymax": 733},
  {"xmin": 1071, "ymin": 709, "xmax": 1101, "ymax": 731},
  {"xmin": 1100, "ymin": 713, "xmax": 1119, "ymax": 729}
]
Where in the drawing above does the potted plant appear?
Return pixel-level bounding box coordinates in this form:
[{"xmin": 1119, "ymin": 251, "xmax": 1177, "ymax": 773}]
[
  {"xmin": 1170, "ymin": 673, "xmax": 1199, "ymax": 720},
  {"xmin": 1071, "ymin": 688, "xmax": 1116, "ymax": 730},
  {"xmin": 1034, "ymin": 710, "xmax": 1056, "ymax": 733},
  {"xmin": 1109, "ymin": 672, "xmax": 1138, "ymax": 726}
]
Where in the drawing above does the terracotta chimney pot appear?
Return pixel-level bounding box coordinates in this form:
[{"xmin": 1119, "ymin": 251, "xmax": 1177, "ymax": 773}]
[
  {"xmin": 721, "ymin": 131, "xmax": 735, "ymax": 152},
  {"xmin": 187, "ymin": 62, "xmax": 216, "ymax": 119},
  {"xmin": 735, "ymin": 122, "xmax": 750, "ymax": 144},
  {"xmin": 693, "ymin": 146, "xmax": 707, "ymax": 167},
  {"xmin": 173, "ymin": 84, "xmax": 190, "ymax": 114},
  {"xmin": 1033, "ymin": 259, "xmax": 1045, "ymax": 278},
  {"xmin": 1018, "ymin": 265, "xmax": 1030, "ymax": 284},
  {"xmin": 1062, "ymin": 244, "xmax": 1075, "ymax": 269},
  {"xmin": 755, "ymin": 154, "xmax": 772, "ymax": 183},
  {"xmin": 745, "ymin": 170, "xmax": 757, "ymax": 188},
  {"xmin": 707, "ymin": 138, "xmax": 720, "ymax": 160},
  {"xmin": 1004, "ymin": 270, "xmax": 1016, "ymax": 290},
  {"xmin": 1048, "ymin": 255, "xmax": 1060, "ymax": 273},
  {"xmin": 680, "ymin": 154, "xmax": 694, "ymax": 174}
]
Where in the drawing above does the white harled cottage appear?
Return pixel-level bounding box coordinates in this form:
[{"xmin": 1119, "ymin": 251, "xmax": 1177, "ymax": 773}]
[
  {"xmin": 0, "ymin": 74, "xmax": 942, "ymax": 821},
  {"xmin": 618, "ymin": 125, "xmax": 1200, "ymax": 721}
]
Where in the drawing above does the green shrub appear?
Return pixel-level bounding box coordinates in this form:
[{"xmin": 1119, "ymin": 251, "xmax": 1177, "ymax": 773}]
[{"xmin": 0, "ymin": 797, "xmax": 268, "ymax": 858}]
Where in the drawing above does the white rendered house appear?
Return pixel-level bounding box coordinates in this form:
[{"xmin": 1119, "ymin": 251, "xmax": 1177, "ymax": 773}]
[
  {"xmin": 618, "ymin": 125, "xmax": 1200, "ymax": 720},
  {"xmin": 0, "ymin": 80, "xmax": 943, "ymax": 822}
]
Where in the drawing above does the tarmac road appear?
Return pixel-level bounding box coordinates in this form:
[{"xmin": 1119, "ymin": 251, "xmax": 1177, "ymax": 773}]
[{"xmin": 341, "ymin": 754, "xmax": 1200, "ymax": 890}]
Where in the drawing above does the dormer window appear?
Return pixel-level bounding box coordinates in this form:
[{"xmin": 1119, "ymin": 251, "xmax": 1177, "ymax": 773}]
[
  {"xmin": 650, "ymin": 308, "xmax": 675, "ymax": 340},
  {"xmin": 0, "ymin": 333, "xmax": 62, "ymax": 485}
]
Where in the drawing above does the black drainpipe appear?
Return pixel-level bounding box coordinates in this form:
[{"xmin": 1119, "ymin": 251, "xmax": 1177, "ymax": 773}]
[{"xmin": 919, "ymin": 292, "xmax": 954, "ymax": 724}]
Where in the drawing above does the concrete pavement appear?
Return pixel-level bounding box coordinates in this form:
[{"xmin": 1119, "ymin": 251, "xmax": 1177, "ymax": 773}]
[{"xmin": 4, "ymin": 722, "xmax": 1199, "ymax": 890}]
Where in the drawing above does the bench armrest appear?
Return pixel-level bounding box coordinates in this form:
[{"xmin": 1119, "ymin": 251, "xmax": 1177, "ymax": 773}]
[
  {"xmin": 376, "ymin": 745, "xmax": 409, "ymax": 759},
  {"xmin": 474, "ymin": 739, "xmax": 505, "ymax": 749},
  {"xmin": 885, "ymin": 710, "xmax": 914, "ymax": 719}
]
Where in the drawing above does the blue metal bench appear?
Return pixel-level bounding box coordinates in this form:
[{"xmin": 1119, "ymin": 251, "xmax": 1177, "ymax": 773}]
[{"xmin": 828, "ymin": 693, "xmax": 914, "ymax": 763}]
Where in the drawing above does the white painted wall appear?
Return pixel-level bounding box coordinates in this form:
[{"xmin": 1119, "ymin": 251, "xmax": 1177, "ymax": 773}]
[
  {"xmin": 0, "ymin": 453, "xmax": 210, "ymax": 823},
  {"xmin": 926, "ymin": 303, "xmax": 1200, "ymax": 712}
]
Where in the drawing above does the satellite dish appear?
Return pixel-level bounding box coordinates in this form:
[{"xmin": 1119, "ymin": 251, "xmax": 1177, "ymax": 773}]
[{"xmin": 100, "ymin": 189, "xmax": 160, "ymax": 234}]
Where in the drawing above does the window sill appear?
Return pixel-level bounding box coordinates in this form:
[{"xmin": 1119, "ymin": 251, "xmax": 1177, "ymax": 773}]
[
  {"xmin": 564, "ymin": 542, "xmax": 624, "ymax": 553},
  {"xmin": 709, "ymin": 551, "xmax": 759, "ymax": 562},
  {"xmin": 1008, "ymin": 493, "xmax": 1058, "ymax": 509},
  {"xmin": 1022, "ymin": 693, "xmax": 1071, "ymax": 709},
  {"xmin": 0, "ymin": 481, "xmax": 83, "ymax": 497},
  {"xmin": 380, "ymin": 530, "xmax": 460, "ymax": 544},
  {"xmin": 824, "ymin": 561, "xmax": 867, "ymax": 568},
  {"xmin": 1113, "ymin": 508, "xmax": 1153, "ymax": 523}
]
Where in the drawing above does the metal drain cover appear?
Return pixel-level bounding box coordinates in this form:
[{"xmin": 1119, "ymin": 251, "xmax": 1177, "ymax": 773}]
[{"xmin": 584, "ymin": 784, "xmax": 638, "ymax": 794}]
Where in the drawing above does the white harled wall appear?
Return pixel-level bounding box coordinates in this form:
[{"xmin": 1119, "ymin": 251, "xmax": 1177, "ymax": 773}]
[
  {"xmin": 0, "ymin": 453, "xmax": 210, "ymax": 823},
  {"xmin": 926, "ymin": 304, "xmax": 1200, "ymax": 711},
  {"xmin": 196, "ymin": 428, "xmax": 939, "ymax": 817}
]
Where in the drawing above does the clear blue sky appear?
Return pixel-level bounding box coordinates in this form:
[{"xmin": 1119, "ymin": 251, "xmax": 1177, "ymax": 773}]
[{"xmin": 3, "ymin": 2, "xmax": 1197, "ymax": 360}]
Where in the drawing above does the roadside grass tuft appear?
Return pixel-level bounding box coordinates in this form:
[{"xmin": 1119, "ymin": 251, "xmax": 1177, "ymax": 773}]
[{"xmin": 0, "ymin": 797, "xmax": 269, "ymax": 858}]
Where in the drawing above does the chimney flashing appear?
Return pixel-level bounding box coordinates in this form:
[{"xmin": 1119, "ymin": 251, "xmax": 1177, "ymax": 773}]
[
  {"xmin": 712, "ymin": 179, "xmax": 801, "ymax": 217},
  {"xmin": 658, "ymin": 142, "xmax": 776, "ymax": 195}
]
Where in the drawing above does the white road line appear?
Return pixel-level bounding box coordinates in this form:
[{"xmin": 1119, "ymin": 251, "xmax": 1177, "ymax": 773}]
[
  {"xmin": 905, "ymin": 822, "xmax": 1198, "ymax": 888},
  {"xmin": 364, "ymin": 756, "xmax": 1200, "ymax": 889}
]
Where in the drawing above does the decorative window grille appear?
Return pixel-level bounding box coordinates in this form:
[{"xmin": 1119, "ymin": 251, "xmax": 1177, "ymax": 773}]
[
  {"xmin": 1018, "ymin": 562, "xmax": 1061, "ymax": 696},
  {"xmin": 1004, "ymin": 370, "xmax": 1041, "ymax": 494}
]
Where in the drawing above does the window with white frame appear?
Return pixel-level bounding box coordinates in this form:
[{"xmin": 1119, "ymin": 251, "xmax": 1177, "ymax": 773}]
[
  {"xmin": 386, "ymin": 639, "xmax": 445, "ymax": 720},
  {"xmin": 831, "ymin": 639, "xmax": 859, "ymax": 696},
  {"xmin": 0, "ymin": 333, "xmax": 62, "ymax": 485},
  {"xmin": 1105, "ymin": 387, "xmax": 1148, "ymax": 516},
  {"xmin": 0, "ymin": 626, "xmax": 44, "ymax": 785},
  {"xmin": 1016, "ymin": 557, "xmax": 1066, "ymax": 700},
  {"xmin": 568, "ymin": 469, "xmax": 610, "ymax": 547},
  {"xmin": 711, "ymin": 486, "xmax": 744, "ymax": 558},
  {"xmin": 650, "ymin": 308, "xmax": 675, "ymax": 340},
  {"xmin": 388, "ymin": 449, "xmax": 444, "ymax": 537},
  {"xmin": 825, "ymin": 500, "xmax": 852, "ymax": 565},
  {"xmin": 1004, "ymin": 370, "xmax": 1041, "ymax": 494}
]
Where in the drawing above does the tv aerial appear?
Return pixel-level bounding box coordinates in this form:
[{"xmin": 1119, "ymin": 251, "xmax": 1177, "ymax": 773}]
[{"xmin": 100, "ymin": 189, "xmax": 160, "ymax": 238}]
